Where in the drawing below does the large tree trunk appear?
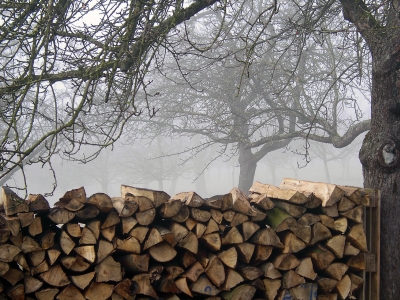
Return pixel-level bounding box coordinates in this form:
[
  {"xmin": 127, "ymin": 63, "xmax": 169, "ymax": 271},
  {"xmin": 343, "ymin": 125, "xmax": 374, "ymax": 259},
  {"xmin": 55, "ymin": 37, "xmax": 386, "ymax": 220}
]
[
  {"xmin": 358, "ymin": 36, "xmax": 400, "ymax": 300},
  {"xmin": 238, "ymin": 144, "xmax": 257, "ymax": 193},
  {"xmin": 338, "ymin": 2, "xmax": 400, "ymax": 297},
  {"xmin": 359, "ymin": 63, "xmax": 400, "ymax": 299}
]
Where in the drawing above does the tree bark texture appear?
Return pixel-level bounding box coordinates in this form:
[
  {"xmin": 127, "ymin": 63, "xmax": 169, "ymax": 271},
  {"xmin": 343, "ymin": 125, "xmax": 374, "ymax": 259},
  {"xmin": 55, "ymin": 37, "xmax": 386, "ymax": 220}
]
[
  {"xmin": 358, "ymin": 28, "xmax": 400, "ymax": 300},
  {"xmin": 238, "ymin": 144, "xmax": 258, "ymax": 193}
]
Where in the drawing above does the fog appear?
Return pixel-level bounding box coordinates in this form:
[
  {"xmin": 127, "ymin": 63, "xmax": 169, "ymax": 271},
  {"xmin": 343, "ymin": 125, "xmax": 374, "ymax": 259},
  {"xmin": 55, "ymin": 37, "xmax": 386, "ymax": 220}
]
[{"xmin": 10, "ymin": 133, "xmax": 365, "ymax": 207}]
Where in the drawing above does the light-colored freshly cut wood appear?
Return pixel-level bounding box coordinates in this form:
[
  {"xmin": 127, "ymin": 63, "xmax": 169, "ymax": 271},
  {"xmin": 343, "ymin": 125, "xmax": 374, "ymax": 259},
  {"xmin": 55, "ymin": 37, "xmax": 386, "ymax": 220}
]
[
  {"xmin": 347, "ymin": 252, "xmax": 366, "ymax": 271},
  {"xmin": 324, "ymin": 262, "xmax": 348, "ymax": 281},
  {"xmin": 172, "ymin": 191, "xmax": 205, "ymax": 207},
  {"xmin": 221, "ymin": 268, "xmax": 244, "ymax": 291},
  {"xmin": 249, "ymin": 193, "xmax": 275, "ymax": 210},
  {"xmin": 336, "ymin": 274, "xmax": 351, "ymax": 299},
  {"xmin": 0, "ymin": 215, "xmax": 20, "ymax": 236},
  {"xmin": 220, "ymin": 284, "xmax": 256, "ymax": 300},
  {"xmin": 0, "ymin": 261, "xmax": 9, "ymax": 276},
  {"xmin": 24, "ymin": 275, "xmax": 43, "ymax": 294},
  {"xmin": 344, "ymin": 241, "xmax": 360, "ymax": 256},
  {"xmin": 60, "ymin": 231, "xmax": 75, "ymax": 255},
  {"xmin": 21, "ymin": 236, "xmax": 41, "ymax": 253},
  {"xmin": 60, "ymin": 256, "xmax": 76, "ymax": 269},
  {"xmin": 241, "ymin": 221, "xmax": 260, "ymax": 241},
  {"xmin": 148, "ymin": 241, "xmax": 177, "ymax": 262},
  {"xmin": 121, "ymin": 216, "xmax": 137, "ymax": 235},
  {"xmin": 347, "ymin": 223, "xmax": 368, "ymax": 252},
  {"xmin": 101, "ymin": 211, "xmax": 121, "ymax": 229},
  {"xmin": 75, "ymin": 205, "xmax": 100, "ymax": 220},
  {"xmin": 18, "ymin": 212, "xmax": 34, "ymax": 228},
  {"xmin": 74, "ymin": 245, "xmax": 95, "ymax": 263},
  {"xmin": 259, "ymin": 262, "xmax": 282, "ymax": 279},
  {"xmin": 159, "ymin": 199, "xmax": 182, "ymax": 218},
  {"xmin": 190, "ymin": 274, "xmax": 219, "ymax": 295},
  {"xmin": 47, "ymin": 208, "xmax": 75, "ymax": 224},
  {"xmin": 341, "ymin": 206, "xmax": 363, "ymax": 223},
  {"xmin": 7, "ymin": 283, "xmax": 25, "ymax": 300},
  {"xmin": 28, "ymin": 250, "xmax": 45, "ymax": 267},
  {"xmin": 1, "ymin": 187, "xmax": 29, "ymax": 215},
  {"xmin": 69, "ymin": 255, "xmax": 91, "ymax": 272},
  {"xmin": 70, "ymin": 271, "xmax": 95, "ymax": 290},
  {"xmin": 250, "ymin": 228, "xmax": 283, "ymax": 248},
  {"xmin": 178, "ymin": 231, "xmax": 198, "ymax": 254},
  {"xmin": 55, "ymin": 197, "xmax": 84, "ymax": 212},
  {"xmin": 272, "ymin": 199, "xmax": 306, "ymax": 218},
  {"xmin": 175, "ymin": 277, "xmax": 193, "ymax": 297},
  {"xmin": 61, "ymin": 186, "xmax": 86, "ymax": 203},
  {"xmin": 118, "ymin": 253, "xmax": 149, "ymax": 273},
  {"xmin": 95, "ymin": 255, "xmax": 122, "ymax": 282},
  {"xmin": 250, "ymin": 182, "xmax": 309, "ymax": 204},
  {"xmin": 135, "ymin": 208, "xmax": 156, "ymax": 225},
  {"xmin": 298, "ymin": 213, "xmax": 321, "ymax": 226},
  {"xmin": 35, "ymin": 288, "xmax": 59, "ymax": 300},
  {"xmin": 195, "ymin": 223, "xmax": 208, "ymax": 237},
  {"xmin": 230, "ymin": 213, "xmax": 249, "ymax": 227},
  {"xmin": 87, "ymin": 193, "xmax": 113, "ymax": 213},
  {"xmin": 113, "ymin": 278, "xmax": 135, "ymax": 299},
  {"xmin": 65, "ymin": 223, "xmax": 82, "ymax": 238},
  {"xmin": 131, "ymin": 273, "xmax": 158, "ymax": 298},
  {"xmin": 237, "ymin": 264, "xmax": 263, "ymax": 280},
  {"xmin": 183, "ymin": 261, "xmax": 204, "ymax": 282},
  {"xmin": 84, "ymin": 282, "xmax": 114, "ymax": 300},
  {"xmin": 111, "ymin": 197, "xmax": 138, "ymax": 217},
  {"xmin": 310, "ymin": 222, "xmax": 332, "ymax": 245},
  {"xmin": 31, "ymin": 260, "xmax": 49, "ymax": 275},
  {"xmin": 223, "ymin": 210, "xmax": 235, "ymax": 222},
  {"xmin": 40, "ymin": 264, "xmax": 70, "ymax": 287},
  {"xmin": 97, "ymin": 239, "xmax": 115, "ymax": 264},
  {"xmin": 282, "ymin": 232, "xmax": 306, "ymax": 253},
  {"xmin": 222, "ymin": 226, "xmax": 244, "ymax": 245},
  {"xmin": 143, "ymin": 228, "xmax": 163, "ymax": 250},
  {"xmin": 2, "ymin": 267, "xmax": 24, "ymax": 285},
  {"xmin": 317, "ymin": 277, "xmax": 339, "ymax": 294},
  {"xmin": 171, "ymin": 204, "xmax": 190, "ymax": 222},
  {"xmin": 56, "ymin": 284, "xmax": 85, "ymax": 300},
  {"xmin": 47, "ymin": 248, "xmax": 61, "ymax": 266},
  {"xmin": 205, "ymin": 254, "xmax": 225, "ymax": 287},
  {"xmin": 101, "ymin": 225, "xmax": 116, "ymax": 242},
  {"xmin": 338, "ymin": 197, "xmax": 356, "ymax": 212},
  {"xmin": 321, "ymin": 204, "xmax": 339, "ymax": 217},
  {"xmin": 0, "ymin": 244, "xmax": 21, "ymax": 262},
  {"xmin": 252, "ymin": 244, "xmax": 273, "ymax": 265},
  {"xmin": 115, "ymin": 236, "xmax": 141, "ymax": 254},
  {"xmin": 280, "ymin": 178, "xmax": 345, "ymax": 206},
  {"xmin": 306, "ymin": 245, "xmax": 335, "ymax": 270},
  {"xmin": 325, "ymin": 235, "xmax": 346, "ymax": 258},
  {"xmin": 333, "ymin": 217, "xmax": 348, "ymax": 233},
  {"xmin": 289, "ymin": 283, "xmax": 318, "ymax": 300},
  {"xmin": 86, "ymin": 219, "xmax": 100, "ymax": 240},
  {"xmin": 210, "ymin": 209, "xmax": 223, "ymax": 224},
  {"xmin": 79, "ymin": 227, "xmax": 97, "ymax": 245},
  {"xmin": 200, "ymin": 232, "xmax": 222, "ymax": 251},
  {"xmin": 295, "ymin": 257, "xmax": 317, "ymax": 280},
  {"xmin": 251, "ymin": 206, "xmax": 267, "ymax": 221},
  {"xmin": 235, "ymin": 242, "xmax": 255, "ymax": 264},
  {"xmin": 185, "ymin": 217, "xmax": 197, "ymax": 230},
  {"xmin": 290, "ymin": 226, "xmax": 312, "ymax": 244},
  {"xmin": 230, "ymin": 188, "xmax": 257, "ymax": 216},
  {"xmin": 262, "ymin": 278, "xmax": 281, "ymax": 300},
  {"xmin": 273, "ymin": 253, "xmax": 300, "ymax": 271},
  {"xmin": 121, "ymin": 185, "xmax": 170, "ymax": 208},
  {"xmin": 348, "ymin": 272, "xmax": 364, "ymax": 294},
  {"xmin": 282, "ymin": 269, "xmax": 305, "ymax": 289},
  {"xmin": 27, "ymin": 194, "xmax": 51, "ymax": 213},
  {"xmin": 218, "ymin": 247, "xmax": 237, "ymax": 269}
]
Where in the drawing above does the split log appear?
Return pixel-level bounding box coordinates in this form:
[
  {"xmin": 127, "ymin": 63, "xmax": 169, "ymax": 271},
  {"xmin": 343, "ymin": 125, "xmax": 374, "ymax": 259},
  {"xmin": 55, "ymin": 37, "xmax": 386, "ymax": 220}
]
[
  {"xmin": 75, "ymin": 206, "xmax": 100, "ymax": 221},
  {"xmin": 324, "ymin": 262, "xmax": 348, "ymax": 281},
  {"xmin": 135, "ymin": 208, "xmax": 156, "ymax": 226},
  {"xmin": 87, "ymin": 193, "xmax": 113, "ymax": 213},
  {"xmin": 84, "ymin": 282, "xmax": 114, "ymax": 300},
  {"xmin": 347, "ymin": 224, "xmax": 368, "ymax": 252},
  {"xmin": 0, "ymin": 244, "xmax": 21, "ymax": 262},
  {"xmin": 148, "ymin": 242, "xmax": 177, "ymax": 262},
  {"xmin": 47, "ymin": 208, "xmax": 75, "ymax": 225},
  {"xmin": 121, "ymin": 185, "xmax": 169, "ymax": 208},
  {"xmin": 335, "ymin": 274, "xmax": 351, "ymax": 299},
  {"xmin": 175, "ymin": 277, "xmax": 193, "ymax": 297},
  {"xmin": 40, "ymin": 264, "xmax": 70, "ymax": 287},
  {"xmin": 221, "ymin": 268, "xmax": 244, "ymax": 291},
  {"xmin": 235, "ymin": 242, "xmax": 255, "ymax": 264},
  {"xmin": 262, "ymin": 278, "xmax": 281, "ymax": 300},
  {"xmin": 118, "ymin": 253, "xmax": 149, "ymax": 274},
  {"xmin": 56, "ymin": 284, "xmax": 85, "ymax": 300},
  {"xmin": 61, "ymin": 187, "xmax": 86, "ymax": 204},
  {"xmin": 280, "ymin": 178, "xmax": 345, "ymax": 206},
  {"xmin": 295, "ymin": 257, "xmax": 317, "ymax": 280},
  {"xmin": 111, "ymin": 197, "xmax": 138, "ymax": 217},
  {"xmin": 249, "ymin": 193, "xmax": 274, "ymax": 211},
  {"xmin": 281, "ymin": 232, "xmax": 306, "ymax": 253},
  {"xmin": 171, "ymin": 205, "xmax": 190, "ymax": 222},
  {"xmin": 220, "ymin": 284, "xmax": 256, "ymax": 300},
  {"xmin": 250, "ymin": 228, "xmax": 283, "ymax": 248},
  {"xmin": 131, "ymin": 273, "xmax": 158, "ymax": 298},
  {"xmin": 250, "ymin": 182, "xmax": 309, "ymax": 204},
  {"xmin": 252, "ymin": 245, "xmax": 273, "ymax": 265},
  {"xmin": 24, "ymin": 275, "xmax": 43, "ymax": 294},
  {"xmin": 272, "ymin": 199, "xmax": 306, "ymax": 218},
  {"xmin": 171, "ymin": 191, "xmax": 204, "ymax": 207},
  {"xmin": 282, "ymin": 269, "xmax": 305, "ymax": 289},
  {"xmin": 259, "ymin": 262, "xmax": 282, "ymax": 279},
  {"xmin": 230, "ymin": 188, "xmax": 257, "ymax": 216},
  {"xmin": 217, "ymin": 247, "xmax": 237, "ymax": 269},
  {"xmin": 95, "ymin": 256, "xmax": 122, "ymax": 282},
  {"xmin": 27, "ymin": 194, "xmax": 50, "ymax": 213},
  {"xmin": 1, "ymin": 187, "xmax": 29, "ymax": 216},
  {"xmin": 273, "ymin": 254, "xmax": 300, "ymax": 271},
  {"xmin": 265, "ymin": 208, "xmax": 297, "ymax": 232},
  {"xmin": 191, "ymin": 274, "xmax": 219, "ymax": 296},
  {"xmin": 70, "ymin": 271, "xmax": 95, "ymax": 290}
]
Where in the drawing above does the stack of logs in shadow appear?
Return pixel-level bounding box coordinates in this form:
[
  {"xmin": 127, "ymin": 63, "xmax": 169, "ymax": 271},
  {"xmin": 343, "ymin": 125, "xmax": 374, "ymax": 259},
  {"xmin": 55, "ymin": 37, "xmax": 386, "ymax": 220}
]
[{"xmin": 0, "ymin": 178, "xmax": 374, "ymax": 300}]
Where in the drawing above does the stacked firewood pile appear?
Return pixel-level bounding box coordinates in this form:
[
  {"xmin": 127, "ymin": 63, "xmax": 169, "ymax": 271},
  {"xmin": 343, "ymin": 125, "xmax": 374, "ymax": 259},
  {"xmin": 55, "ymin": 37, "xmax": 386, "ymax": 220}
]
[{"xmin": 0, "ymin": 178, "xmax": 374, "ymax": 300}]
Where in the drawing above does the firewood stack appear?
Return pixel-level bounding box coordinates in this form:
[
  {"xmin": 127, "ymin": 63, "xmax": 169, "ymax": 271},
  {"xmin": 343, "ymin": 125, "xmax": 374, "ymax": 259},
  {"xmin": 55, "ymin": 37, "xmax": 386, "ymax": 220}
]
[{"xmin": 0, "ymin": 178, "xmax": 376, "ymax": 300}]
